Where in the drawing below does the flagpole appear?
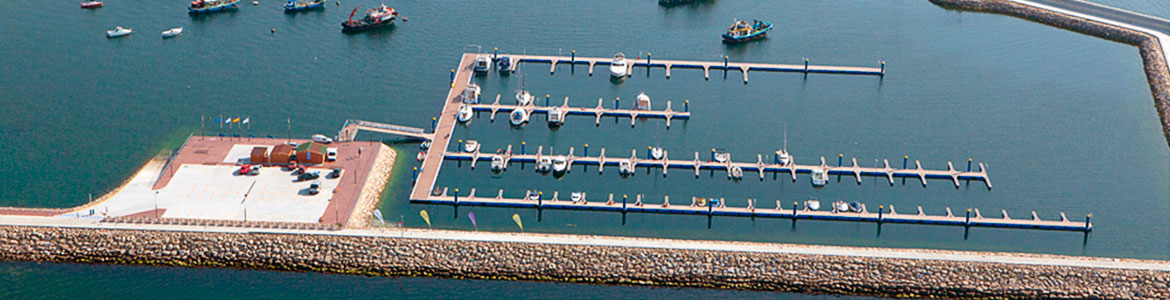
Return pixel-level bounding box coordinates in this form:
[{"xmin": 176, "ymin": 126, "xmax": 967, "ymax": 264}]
[
  {"xmin": 218, "ymin": 114, "xmax": 223, "ymax": 136},
  {"xmin": 200, "ymin": 114, "xmax": 205, "ymax": 139}
]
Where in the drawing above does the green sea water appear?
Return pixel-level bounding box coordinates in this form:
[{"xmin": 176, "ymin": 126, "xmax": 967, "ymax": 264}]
[{"xmin": 1, "ymin": 0, "xmax": 1169, "ymax": 296}]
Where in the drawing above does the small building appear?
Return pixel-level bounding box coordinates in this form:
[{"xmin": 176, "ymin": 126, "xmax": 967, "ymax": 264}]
[
  {"xmin": 296, "ymin": 142, "xmax": 329, "ymax": 164},
  {"xmin": 250, "ymin": 147, "xmax": 269, "ymax": 164},
  {"xmin": 269, "ymin": 144, "xmax": 296, "ymax": 164}
]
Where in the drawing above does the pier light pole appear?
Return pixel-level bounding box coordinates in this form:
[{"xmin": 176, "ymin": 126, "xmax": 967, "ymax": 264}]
[{"xmin": 154, "ymin": 191, "xmax": 159, "ymax": 219}]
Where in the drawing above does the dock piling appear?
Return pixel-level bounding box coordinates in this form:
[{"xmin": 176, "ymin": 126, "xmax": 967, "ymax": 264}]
[
  {"xmin": 684, "ymin": 100, "xmax": 689, "ymax": 112},
  {"xmin": 880, "ymin": 61, "xmax": 885, "ymax": 75},
  {"xmin": 878, "ymin": 205, "xmax": 883, "ymax": 222},
  {"xmin": 450, "ymin": 69, "xmax": 455, "ymax": 86},
  {"xmin": 647, "ymin": 52, "xmax": 651, "ymax": 66},
  {"xmin": 1085, "ymin": 214, "xmax": 1092, "ymax": 231},
  {"xmin": 584, "ymin": 144, "xmax": 589, "ymax": 157},
  {"xmin": 967, "ymin": 158, "xmax": 972, "ymax": 172},
  {"xmin": 903, "ymin": 156, "xmax": 908, "ymax": 169},
  {"xmin": 615, "ymin": 97, "xmax": 620, "ymax": 109},
  {"xmin": 545, "ymin": 94, "xmax": 550, "ymax": 107},
  {"xmin": 838, "ymin": 154, "xmax": 843, "ymax": 167},
  {"xmin": 571, "ymin": 50, "xmax": 575, "ymax": 63},
  {"xmin": 493, "ymin": 48, "xmax": 497, "ymax": 61},
  {"xmin": 804, "ymin": 58, "xmax": 809, "ymax": 73},
  {"xmin": 965, "ymin": 209, "xmax": 971, "ymax": 226},
  {"xmin": 521, "ymin": 141, "xmax": 526, "ymax": 155},
  {"xmin": 412, "ymin": 167, "xmax": 418, "ymax": 182},
  {"xmin": 431, "ymin": 117, "xmax": 437, "ymax": 130}
]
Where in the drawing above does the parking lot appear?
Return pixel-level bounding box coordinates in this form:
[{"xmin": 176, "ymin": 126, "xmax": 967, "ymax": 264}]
[{"xmin": 151, "ymin": 164, "xmax": 342, "ymax": 223}]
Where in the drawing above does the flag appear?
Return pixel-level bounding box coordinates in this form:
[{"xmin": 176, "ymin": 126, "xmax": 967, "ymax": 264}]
[
  {"xmin": 512, "ymin": 213, "xmax": 523, "ymax": 231},
  {"xmin": 215, "ymin": 117, "xmax": 222, "ymax": 123},
  {"xmin": 419, "ymin": 210, "xmax": 431, "ymax": 228},
  {"xmin": 468, "ymin": 212, "xmax": 477, "ymax": 231},
  {"xmin": 233, "ymin": 117, "xmax": 240, "ymax": 123},
  {"xmin": 224, "ymin": 117, "xmax": 231, "ymax": 124},
  {"xmin": 242, "ymin": 117, "xmax": 250, "ymax": 124},
  {"xmin": 374, "ymin": 209, "xmax": 384, "ymax": 224}
]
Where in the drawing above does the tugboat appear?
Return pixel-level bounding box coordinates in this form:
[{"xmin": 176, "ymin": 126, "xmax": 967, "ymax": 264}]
[
  {"xmin": 284, "ymin": 0, "xmax": 325, "ymax": 12},
  {"xmin": 81, "ymin": 1, "xmax": 103, "ymax": 9},
  {"xmin": 341, "ymin": 4, "xmax": 397, "ymax": 33},
  {"xmin": 722, "ymin": 19, "xmax": 772, "ymax": 43},
  {"xmin": 189, "ymin": 0, "xmax": 240, "ymax": 14}
]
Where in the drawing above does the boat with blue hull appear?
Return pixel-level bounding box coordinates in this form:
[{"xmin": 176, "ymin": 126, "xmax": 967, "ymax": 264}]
[
  {"xmin": 189, "ymin": 0, "xmax": 239, "ymax": 14},
  {"xmin": 722, "ymin": 19, "xmax": 771, "ymax": 43},
  {"xmin": 284, "ymin": 0, "xmax": 324, "ymax": 12}
]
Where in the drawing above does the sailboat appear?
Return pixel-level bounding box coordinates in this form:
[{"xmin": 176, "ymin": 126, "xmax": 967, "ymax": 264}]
[{"xmin": 775, "ymin": 123, "xmax": 791, "ymax": 165}]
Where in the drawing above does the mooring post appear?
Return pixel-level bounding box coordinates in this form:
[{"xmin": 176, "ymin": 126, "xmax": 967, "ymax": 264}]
[
  {"xmin": 1085, "ymin": 214, "xmax": 1092, "ymax": 230},
  {"xmin": 521, "ymin": 141, "xmax": 526, "ymax": 155},
  {"xmin": 647, "ymin": 52, "xmax": 651, "ymax": 65},
  {"xmin": 454, "ymin": 188, "xmax": 459, "ymax": 205},
  {"xmin": 965, "ymin": 208, "xmax": 971, "ymax": 226},
  {"xmin": 878, "ymin": 205, "xmax": 884, "ymax": 222},
  {"xmin": 804, "ymin": 58, "xmax": 809, "ymax": 73},
  {"xmin": 707, "ymin": 200, "xmax": 714, "ymax": 229},
  {"xmin": 412, "ymin": 167, "xmax": 418, "ymax": 182},
  {"xmin": 880, "ymin": 61, "xmax": 885, "ymax": 75},
  {"xmin": 792, "ymin": 202, "xmax": 798, "ymax": 218},
  {"xmin": 450, "ymin": 69, "xmax": 455, "ymax": 85},
  {"xmin": 458, "ymin": 139, "xmax": 463, "ymax": 151},
  {"xmin": 723, "ymin": 56, "xmax": 728, "ymax": 69},
  {"xmin": 967, "ymin": 158, "xmax": 972, "ymax": 172},
  {"xmin": 571, "ymin": 50, "xmax": 575, "ymax": 63},
  {"xmin": 493, "ymin": 47, "xmax": 497, "ymax": 61},
  {"xmin": 684, "ymin": 100, "xmax": 689, "ymax": 112},
  {"xmin": 545, "ymin": 94, "xmax": 550, "ymax": 107},
  {"xmin": 903, "ymin": 156, "xmax": 908, "ymax": 169},
  {"xmin": 615, "ymin": 97, "xmax": 620, "ymax": 109},
  {"xmin": 838, "ymin": 154, "xmax": 843, "ymax": 167},
  {"xmin": 584, "ymin": 144, "xmax": 589, "ymax": 157},
  {"xmin": 622, "ymin": 194, "xmax": 628, "ymax": 211},
  {"xmin": 431, "ymin": 117, "xmax": 437, "ymax": 130}
]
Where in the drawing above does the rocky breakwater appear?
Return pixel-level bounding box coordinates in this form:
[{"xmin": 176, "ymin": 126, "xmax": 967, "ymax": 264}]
[
  {"xmin": 930, "ymin": 0, "xmax": 1170, "ymax": 147},
  {"xmin": 0, "ymin": 226, "xmax": 1166, "ymax": 299},
  {"xmin": 346, "ymin": 144, "xmax": 395, "ymax": 229}
]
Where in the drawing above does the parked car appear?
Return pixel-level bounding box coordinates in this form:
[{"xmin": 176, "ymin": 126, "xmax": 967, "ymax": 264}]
[
  {"xmin": 294, "ymin": 166, "xmax": 307, "ymax": 175},
  {"xmin": 312, "ymin": 134, "xmax": 333, "ymax": 144},
  {"xmin": 308, "ymin": 180, "xmax": 321, "ymax": 195},
  {"xmin": 238, "ymin": 164, "xmax": 251, "ymax": 175},
  {"xmin": 249, "ymin": 165, "xmax": 261, "ymax": 176},
  {"xmin": 328, "ymin": 168, "xmax": 342, "ymax": 179},
  {"xmin": 297, "ymin": 171, "xmax": 320, "ymax": 182},
  {"xmin": 326, "ymin": 147, "xmax": 338, "ymax": 161}
]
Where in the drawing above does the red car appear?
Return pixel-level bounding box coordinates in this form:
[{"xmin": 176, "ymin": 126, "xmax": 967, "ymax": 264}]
[{"xmin": 238, "ymin": 164, "xmax": 252, "ymax": 175}]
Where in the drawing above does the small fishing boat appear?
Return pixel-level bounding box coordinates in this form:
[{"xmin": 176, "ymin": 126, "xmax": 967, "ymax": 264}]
[
  {"xmin": 729, "ymin": 166, "xmax": 743, "ymax": 179},
  {"xmin": 341, "ymin": 4, "xmax": 397, "ymax": 32},
  {"xmin": 473, "ymin": 55, "xmax": 491, "ymax": 73},
  {"xmin": 509, "ymin": 109, "xmax": 529, "ymax": 126},
  {"xmin": 609, "ymin": 52, "xmax": 628, "ymax": 78},
  {"xmin": 527, "ymin": 190, "xmax": 541, "ymax": 201},
  {"xmin": 416, "ymin": 151, "xmax": 425, "ymax": 161},
  {"xmin": 570, "ymin": 192, "xmax": 583, "ymax": 202},
  {"xmin": 252, "ymin": 0, "xmax": 259, "ymax": 5},
  {"xmin": 635, "ymin": 92, "xmax": 651, "ymax": 110},
  {"xmin": 106, "ymin": 26, "xmax": 133, "ymax": 38},
  {"xmin": 649, "ymin": 147, "xmax": 664, "ymax": 160},
  {"xmin": 547, "ymin": 107, "xmax": 564, "ymax": 127},
  {"xmin": 490, "ymin": 155, "xmax": 506, "ymax": 171},
  {"xmin": 81, "ymin": 1, "xmax": 103, "ymax": 9},
  {"xmin": 712, "ymin": 148, "xmax": 730, "ymax": 163},
  {"xmin": 722, "ymin": 19, "xmax": 772, "ymax": 43},
  {"xmin": 456, "ymin": 105, "xmax": 473, "ymax": 123},
  {"xmin": 811, "ymin": 168, "xmax": 828, "ymax": 186},
  {"xmin": 552, "ymin": 156, "xmax": 568, "ymax": 173},
  {"xmin": 694, "ymin": 197, "xmax": 722, "ymax": 207},
  {"xmin": 833, "ymin": 201, "xmax": 849, "ymax": 213},
  {"xmin": 189, "ymin": 0, "xmax": 240, "ymax": 14},
  {"xmin": 618, "ymin": 159, "xmax": 635, "ymax": 175},
  {"xmin": 462, "ymin": 83, "xmax": 481, "ymax": 104},
  {"xmin": 804, "ymin": 200, "xmax": 821, "ymax": 211},
  {"xmin": 462, "ymin": 140, "xmax": 479, "ymax": 153},
  {"xmin": 161, "ymin": 27, "xmax": 183, "ymax": 38},
  {"xmin": 536, "ymin": 157, "xmax": 553, "ymax": 173},
  {"xmin": 284, "ymin": 0, "xmax": 325, "ymax": 12},
  {"xmin": 515, "ymin": 90, "xmax": 534, "ymax": 106},
  {"xmin": 849, "ymin": 201, "xmax": 863, "ymax": 213},
  {"xmin": 420, "ymin": 140, "xmax": 431, "ymax": 150},
  {"xmin": 496, "ymin": 56, "xmax": 512, "ymax": 75}
]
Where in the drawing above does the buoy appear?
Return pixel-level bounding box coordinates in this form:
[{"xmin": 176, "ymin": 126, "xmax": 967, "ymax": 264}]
[{"xmin": 271, "ymin": 28, "xmax": 276, "ymax": 33}]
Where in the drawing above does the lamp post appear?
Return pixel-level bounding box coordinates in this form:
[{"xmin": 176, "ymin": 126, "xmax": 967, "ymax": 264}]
[{"xmin": 154, "ymin": 191, "xmax": 159, "ymax": 219}]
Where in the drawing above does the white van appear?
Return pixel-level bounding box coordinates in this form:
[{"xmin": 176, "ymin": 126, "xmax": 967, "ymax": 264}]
[{"xmin": 312, "ymin": 134, "xmax": 333, "ymax": 144}]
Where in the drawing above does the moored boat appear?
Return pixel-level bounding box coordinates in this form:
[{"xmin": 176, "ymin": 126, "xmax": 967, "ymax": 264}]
[
  {"xmin": 729, "ymin": 166, "xmax": 743, "ymax": 179},
  {"xmin": 570, "ymin": 192, "xmax": 584, "ymax": 202},
  {"xmin": 552, "ymin": 156, "xmax": 568, "ymax": 173},
  {"xmin": 833, "ymin": 201, "xmax": 849, "ymax": 213},
  {"xmin": 162, "ymin": 27, "xmax": 183, "ymax": 38},
  {"xmin": 722, "ymin": 19, "xmax": 771, "ymax": 43},
  {"xmin": 635, "ymin": 92, "xmax": 651, "ymax": 110},
  {"xmin": 547, "ymin": 107, "xmax": 564, "ymax": 127},
  {"xmin": 456, "ymin": 105, "xmax": 473, "ymax": 123},
  {"xmin": 81, "ymin": 1, "xmax": 103, "ymax": 9},
  {"xmin": 491, "ymin": 155, "xmax": 506, "ymax": 172},
  {"xmin": 536, "ymin": 157, "xmax": 553, "ymax": 173},
  {"xmin": 106, "ymin": 26, "xmax": 133, "ymax": 38},
  {"xmin": 473, "ymin": 55, "xmax": 491, "ymax": 73},
  {"xmin": 341, "ymin": 4, "xmax": 397, "ymax": 32},
  {"xmin": 609, "ymin": 52, "xmax": 628, "ymax": 78},
  {"xmin": 805, "ymin": 200, "xmax": 821, "ymax": 211},
  {"xmin": 649, "ymin": 147, "xmax": 664, "ymax": 160},
  {"xmin": 618, "ymin": 159, "xmax": 635, "ymax": 175},
  {"xmin": 496, "ymin": 56, "xmax": 512, "ymax": 74},
  {"xmin": 515, "ymin": 89, "xmax": 534, "ymax": 106},
  {"xmin": 811, "ymin": 168, "xmax": 828, "ymax": 186},
  {"xmin": 189, "ymin": 0, "xmax": 240, "ymax": 14},
  {"xmin": 462, "ymin": 83, "xmax": 481, "ymax": 104},
  {"xmin": 711, "ymin": 148, "xmax": 730, "ymax": 163},
  {"xmin": 849, "ymin": 201, "xmax": 863, "ymax": 212},
  {"xmin": 284, "ymin": 0, "xmax": 325, "ymax": 12},
  {"xmin": 462, "ymin": 140, "xmax": 479, "ymax": 153},
  {"xmin": 509, "ymin": 109, "xmax": 529, "ymax": 126}
]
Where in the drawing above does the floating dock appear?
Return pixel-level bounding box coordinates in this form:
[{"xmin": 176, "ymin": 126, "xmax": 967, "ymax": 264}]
[
  {"xmin": 443, "ymin": 145, "xmax": 991, "ymax": 189},
  {"xmin": 466, "ymin": 94, "xmax": 690, "ymax": 127},
  {"xmin": 412, "ymin": 188, "xmax": 1091, "ymax": 232},
  {"xmin": 496, "ymin": 53, "xmax": 885, "ymax": 83}
]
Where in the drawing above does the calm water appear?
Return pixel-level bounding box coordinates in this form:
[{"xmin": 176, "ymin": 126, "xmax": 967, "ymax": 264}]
[{"xmin": 1, "ymin": 0, "xmax": 1169, "ymax": 296}]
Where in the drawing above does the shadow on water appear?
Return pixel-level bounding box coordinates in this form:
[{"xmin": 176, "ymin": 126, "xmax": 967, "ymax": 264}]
[
  {"xmin": 658, "ymin": 0, "xmax": 718, "ymax": 10},
  {"xmin": 188, "ymin": 9, "xmax": 239, "ymax": 24},
  {"xmin": 282, "ymin": 7, "xmax": 327, "ymax": 19},
  {"xmin": 342, "ymin": 24, "xmax": 397, "ymax": 38}
]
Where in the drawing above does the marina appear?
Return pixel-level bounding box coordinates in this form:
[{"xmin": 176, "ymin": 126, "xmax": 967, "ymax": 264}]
[{"xmin": 463, "ymin": 93, "xmax": 691, "ymax": 127}]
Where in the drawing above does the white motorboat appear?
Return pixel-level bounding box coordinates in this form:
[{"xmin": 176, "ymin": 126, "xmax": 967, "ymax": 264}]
[
  {"xmin": 712, "ymin": 149, "xmax": 730, "ymax": 163},
  {"xmin": 491, "ymin": 155, "xmax": 506, "ymax": 171},
  {"xmin": 162, "ymin": 27, "xmax": 183, "ymax": 38},
  {"xmin": 536, "ymin": 157, "xmax": 553, "ymax": 173},
  {"xmin": 416, "ymin": 151, "xmax": 425, "ymax": 161},
  {"xmin": 462, "ymin": 83, "xmax": 481, "ymax": 104},
  {"xmin": 462, "ymin": 140, "xmax": 479, "ymax": 153},
  {"xmin": 609, "ymin": 52, "xmax": 628, "ymax": 78},
  {"xmin": 509, "ymin": 109, "xmax": 529, "ymax": 126},
  {"xmin": 729, "ymin": 166, "xmax": 743, "ymax": 179},
  {"xmin": 775, "ymin": 149, "xmax": 791, "ymax": 166},
  {"xmin": 649, "ymin": 147, "xmax": 664, "ymax": 160},
  {"xmin": 106, "ymin": 26, "xmax": 133, "ymax": 38},
  {"xmin": 833, "ymin": 201, "xmax": 849, "ymax": 213},
  {"xmin": 527, "ymin": 190, "xmax": 541, "ymax": 201},
  {"xmin": 805, "ymin": 200, "xmax": 821, "ymax": 211},
  {"xmin": 457, "ymin": 105, "xmax": 473, "ymax": 123},
  {"xmin": 811, "ymin": 168, "xmax": 828, "ymax": 186},
  {"xmin": 552, "ymin": 156, "xmax": 568, "ymax": 173},
  {"xmin": 635, "ymin": 92, "xmax": 651, "ymax": 110},
  {"xmin": 570, "ymin": 192, "xmax": 584, "ymax": 203},
  {"xmin": 618, "ymin": 159, "xmax": 635, "ymax": 175},
  {"xmin": 515, "ymin": 89, "xmax": 534, "ymax": 106},
  {"xmin": 547, "ymin": 107, "xmax": 564, "ymax": 127},
  {"xmin": 473, "ymin": 55, "xmax": 491, "ymax": 73}
]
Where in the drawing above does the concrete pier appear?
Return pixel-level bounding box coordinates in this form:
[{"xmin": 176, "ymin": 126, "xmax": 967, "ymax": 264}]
[
  {"xmin": 466, "ymin": 95, "xmax": 690, "ymax": 127},
  {"xmin": 506, "ymin": 54, "xmax": 885, "ymax": 82}
]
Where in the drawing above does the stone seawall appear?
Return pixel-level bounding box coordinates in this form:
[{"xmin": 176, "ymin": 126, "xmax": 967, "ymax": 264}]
[
  {"xmin": 930, "ymin": 0, "xmax": 1170, "ymax": 147},
  {"xmin": 0, "ymin": 226, "xmax": 1165, "ymax": 299},
  {"xmin": 346, "ymin": 144, "xmax": 395, "ymax": 229}
]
